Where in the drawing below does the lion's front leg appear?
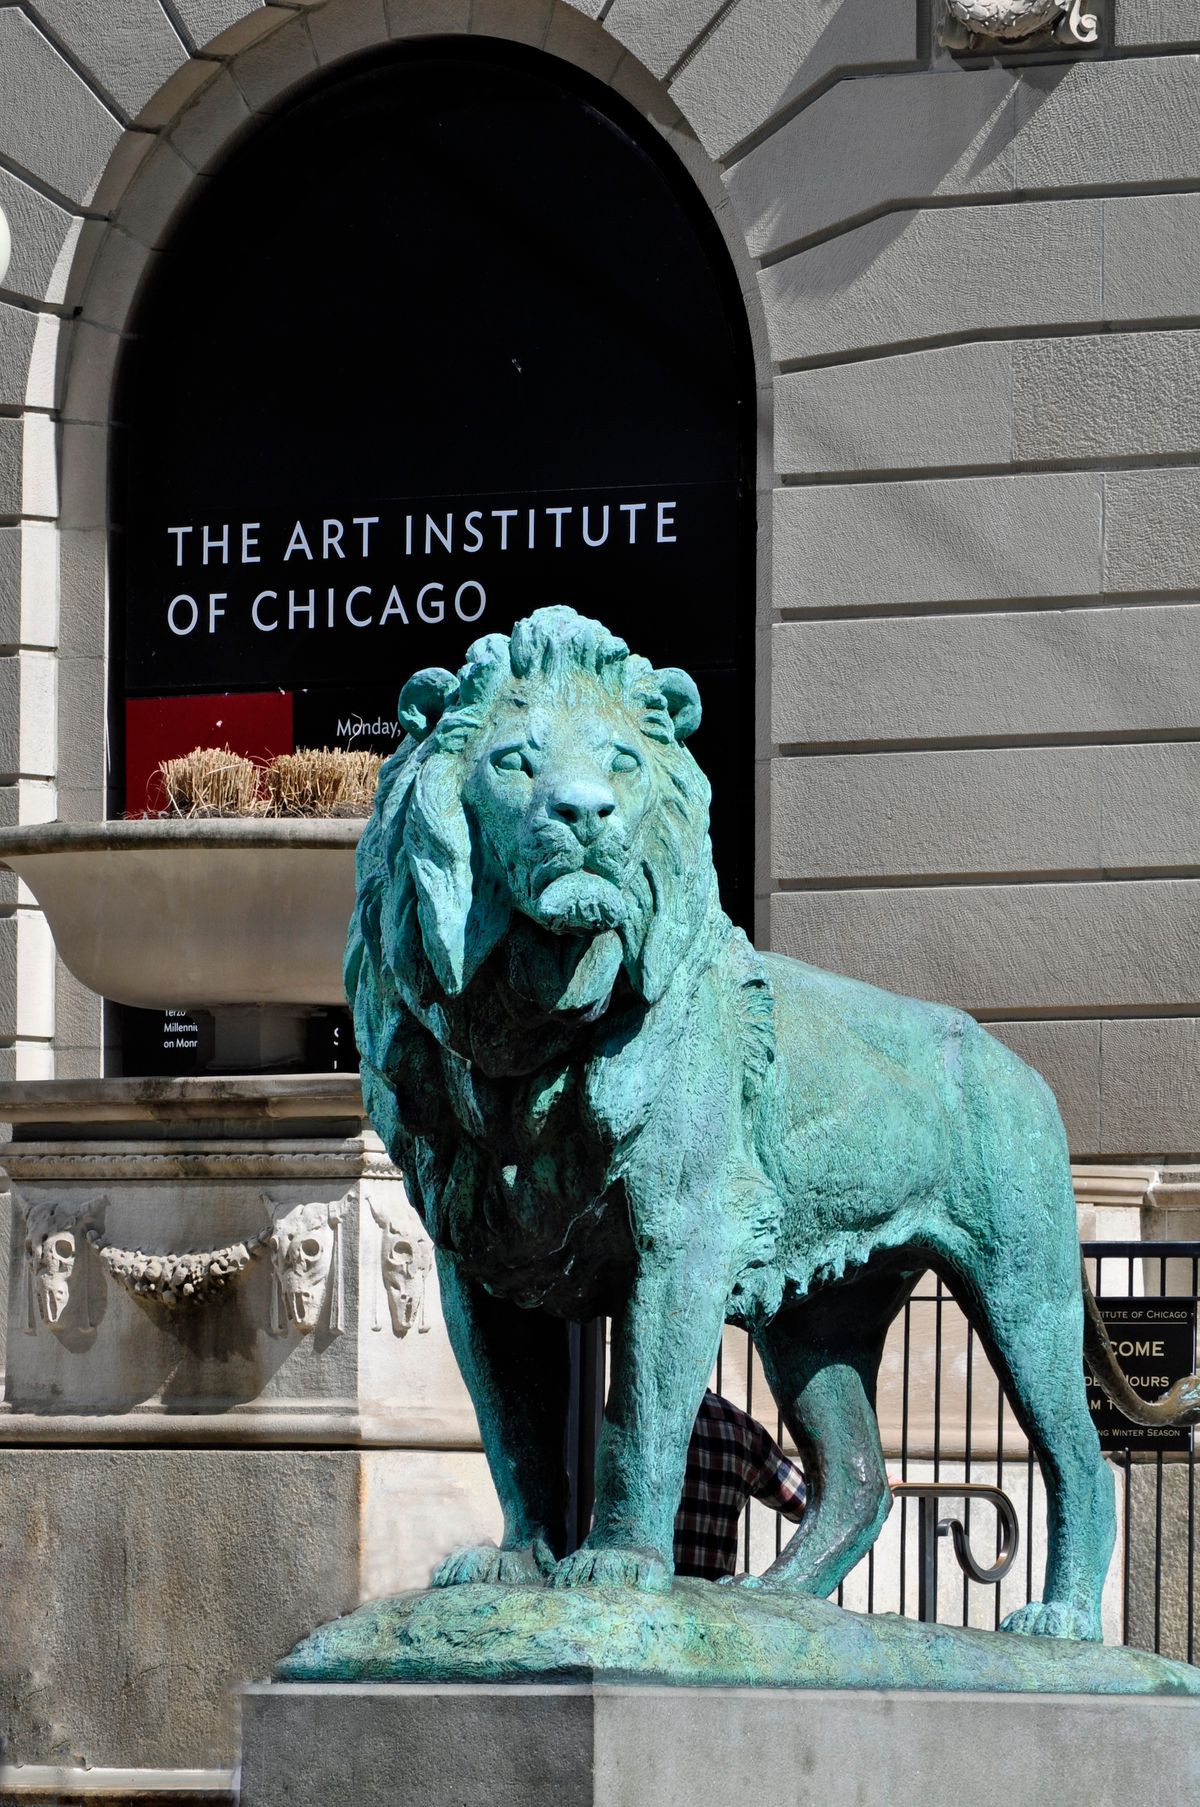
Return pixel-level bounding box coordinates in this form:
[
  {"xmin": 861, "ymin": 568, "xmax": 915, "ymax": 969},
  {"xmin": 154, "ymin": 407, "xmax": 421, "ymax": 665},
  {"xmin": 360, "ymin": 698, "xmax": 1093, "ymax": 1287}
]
[
  {"xmin": 433, "ymin": 1252, "xmax": 572, "ymax": 1587},
  {"xmin": 548, "ymin": 1241, "xmax": 730, "ymax": 1592}
]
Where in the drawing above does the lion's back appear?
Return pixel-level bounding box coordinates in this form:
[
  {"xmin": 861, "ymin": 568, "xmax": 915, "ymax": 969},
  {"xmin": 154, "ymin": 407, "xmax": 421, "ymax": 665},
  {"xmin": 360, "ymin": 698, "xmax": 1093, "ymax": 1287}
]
[
  {"xmin": 762, "ymin": 952, "xmax": 1058, "ymax": 1119},
  {"xmin": 758, "ymin": 951, "xmax": 1067, "ymax": 1240},
  {"xmin": 762, "ymin": 953, "xmax": 972, "ymax": 1092}
]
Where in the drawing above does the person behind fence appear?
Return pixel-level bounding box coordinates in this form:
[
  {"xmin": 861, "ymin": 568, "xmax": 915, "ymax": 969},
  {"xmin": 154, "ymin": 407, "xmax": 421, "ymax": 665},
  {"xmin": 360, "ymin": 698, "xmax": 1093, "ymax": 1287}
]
[{"xmin": 673, "ymin": 1388, "xmax": 808, "ymax": 1580}]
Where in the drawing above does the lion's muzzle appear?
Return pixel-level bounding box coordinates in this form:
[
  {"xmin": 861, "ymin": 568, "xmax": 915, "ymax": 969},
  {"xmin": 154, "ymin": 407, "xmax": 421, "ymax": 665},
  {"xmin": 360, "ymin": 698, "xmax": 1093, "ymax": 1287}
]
[
  {"xmin": 525, "ymin": 805, "xmax": 630, "ymax": 933},
  {"xmin": 534, "ymin": 869, "xmax": 628, "ymax": 934}
]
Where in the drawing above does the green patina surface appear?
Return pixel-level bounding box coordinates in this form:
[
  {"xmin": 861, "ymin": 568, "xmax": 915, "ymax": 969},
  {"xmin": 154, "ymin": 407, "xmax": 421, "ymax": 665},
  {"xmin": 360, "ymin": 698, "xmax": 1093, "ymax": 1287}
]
[
  {"xmin": 278, "ymin": 1581, "xmax": 1200, "ymax": 1695},
  {"xmin": 337, "ymin": 605, "xmax": 1200, "ymax": 1685}
]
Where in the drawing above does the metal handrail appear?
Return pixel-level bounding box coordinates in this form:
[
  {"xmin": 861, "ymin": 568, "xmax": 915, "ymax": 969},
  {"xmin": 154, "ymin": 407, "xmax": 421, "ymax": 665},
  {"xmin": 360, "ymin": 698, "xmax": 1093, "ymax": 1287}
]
[
  {"xmin": 891, "ymin": 1482, "xmax": 1020, "ymax": 1621},
  {"xmin": 1081, "ymin": 1240, "xmax": 1200, "ymax": 1259}
]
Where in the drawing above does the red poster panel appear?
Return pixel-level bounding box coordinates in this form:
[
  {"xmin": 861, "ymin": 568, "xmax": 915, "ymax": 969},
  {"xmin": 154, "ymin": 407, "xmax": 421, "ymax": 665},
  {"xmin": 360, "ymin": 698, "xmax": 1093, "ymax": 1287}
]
[{"xmin": 125, "ymin": 692, "xmax": 294, "ymax": 815}]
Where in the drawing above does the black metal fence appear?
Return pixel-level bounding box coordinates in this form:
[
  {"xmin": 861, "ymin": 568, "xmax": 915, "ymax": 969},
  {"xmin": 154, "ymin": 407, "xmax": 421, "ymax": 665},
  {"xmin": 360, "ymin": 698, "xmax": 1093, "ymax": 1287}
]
[
  {"xmin": 576, "ymin": 1240, "xmax": 1200, "ymax": 1660},
  {"xmin": 730, "ymin": 1241, "xmax": 1200, "ymax": 1659}
]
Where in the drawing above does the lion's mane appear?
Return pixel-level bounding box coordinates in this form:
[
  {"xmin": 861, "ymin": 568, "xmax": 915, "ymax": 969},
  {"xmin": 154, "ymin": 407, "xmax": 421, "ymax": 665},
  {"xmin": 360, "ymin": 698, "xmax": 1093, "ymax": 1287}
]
[{"xmin": 345, "ymin": 608, "xmax": 726, "ymax": 1177}]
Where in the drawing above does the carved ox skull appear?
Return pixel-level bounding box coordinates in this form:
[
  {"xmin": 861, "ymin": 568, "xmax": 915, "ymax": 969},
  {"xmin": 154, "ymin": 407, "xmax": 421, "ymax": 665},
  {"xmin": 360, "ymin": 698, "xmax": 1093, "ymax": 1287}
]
[
  {"xmin": 369, "ymin": 1197, "xmax": 432, "ymax": 1337},
  {"xmin": 267, "ymin": 1195, "xmax": 347, "ymax": 1335},
  {"xmin": 20, "ymin": 1196, "xmax": 105, "ymax": 1333},
  {"xmin": 31, "ymin": 1224, "xmax": 76, "ymax": 1325}
]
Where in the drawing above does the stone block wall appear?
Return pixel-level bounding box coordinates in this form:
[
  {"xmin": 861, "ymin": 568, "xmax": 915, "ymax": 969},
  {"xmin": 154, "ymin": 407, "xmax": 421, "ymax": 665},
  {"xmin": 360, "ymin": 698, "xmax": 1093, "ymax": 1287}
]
[
  {"xmin": 751, "ymin": 25, "xmax": 1193, "ymax": 1165},
  {"xmin": 731, "ymin": 23, "xmax": 1200, "ymax": 1162},
  {"xmin": 0, "ymin": 0, "xmax": 1192, "ymax": 1155}
]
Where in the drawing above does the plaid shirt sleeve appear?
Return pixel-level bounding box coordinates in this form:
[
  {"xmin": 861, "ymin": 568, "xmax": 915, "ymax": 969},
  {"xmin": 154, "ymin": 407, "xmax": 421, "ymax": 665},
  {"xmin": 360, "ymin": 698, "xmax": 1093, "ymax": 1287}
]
[
  {"xmin": 674, "ymin": 1391, "xmax": 808, "ymax": 1579},
  {"xmin": 744, "ymin": 1412, "xmax": 807, "ymax": 1524}
]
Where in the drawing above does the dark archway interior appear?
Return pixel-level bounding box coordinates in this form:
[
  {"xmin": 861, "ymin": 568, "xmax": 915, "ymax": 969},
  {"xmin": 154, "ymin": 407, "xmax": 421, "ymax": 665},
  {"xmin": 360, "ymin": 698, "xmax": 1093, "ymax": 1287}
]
[{"xmin": 112, "ymin": 36, "xmax": 756, "ymax": 1069}]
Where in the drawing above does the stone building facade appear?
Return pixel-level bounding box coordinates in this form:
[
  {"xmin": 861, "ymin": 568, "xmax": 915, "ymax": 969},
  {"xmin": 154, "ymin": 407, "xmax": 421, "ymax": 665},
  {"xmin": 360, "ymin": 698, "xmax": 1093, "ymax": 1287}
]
[
  {"xmin": 0, "ymin": 0, "xmax": 1195, "ymax": 1151},
  {"xmin": 0, "ymin": 0, "xmax": 1198, "ymax": 1796}
]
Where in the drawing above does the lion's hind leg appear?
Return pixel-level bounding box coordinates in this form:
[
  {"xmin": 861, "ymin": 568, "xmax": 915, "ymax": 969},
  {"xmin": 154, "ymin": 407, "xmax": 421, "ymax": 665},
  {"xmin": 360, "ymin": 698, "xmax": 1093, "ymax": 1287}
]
[
  {"xmin": 745, "ymin": 1265, "xmax": 918, "ymax": 1597},
  {"xmin": 961, "ymin": 1260, "xmax": 1115, "ymax": 1642},
  {"xmin": 949, "ymin": 1031, "xmax": 1115, "ymax": 1639}
]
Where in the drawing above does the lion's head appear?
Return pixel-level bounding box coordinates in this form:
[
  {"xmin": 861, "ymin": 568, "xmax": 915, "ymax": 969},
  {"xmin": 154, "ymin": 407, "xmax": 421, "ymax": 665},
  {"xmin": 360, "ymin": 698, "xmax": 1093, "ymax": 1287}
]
[{"xmin": 346, "ymin": 609, "xmax": 721, "ymax": 1085}]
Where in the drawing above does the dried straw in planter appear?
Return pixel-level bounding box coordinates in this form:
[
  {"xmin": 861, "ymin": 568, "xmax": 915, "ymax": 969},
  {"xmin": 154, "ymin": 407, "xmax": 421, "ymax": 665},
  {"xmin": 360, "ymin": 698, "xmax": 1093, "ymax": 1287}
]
[
  {"xmin": 158, "ymin": 747, "xmax": 261, "ymax": 817},
  {"xmin": 264, "ymin": 747, "xmax": 384, "ymax": 816},
  {"xmin": 337, "ymin": 749, "xmax": 385, "ymax": 814}
]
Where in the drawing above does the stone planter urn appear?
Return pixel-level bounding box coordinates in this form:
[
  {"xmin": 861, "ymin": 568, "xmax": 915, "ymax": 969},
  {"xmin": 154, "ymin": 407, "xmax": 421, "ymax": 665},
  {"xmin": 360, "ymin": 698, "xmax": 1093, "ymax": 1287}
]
[{"xmin": 0, "ymin": 818, "xmax": 363, "ymax": 1008}]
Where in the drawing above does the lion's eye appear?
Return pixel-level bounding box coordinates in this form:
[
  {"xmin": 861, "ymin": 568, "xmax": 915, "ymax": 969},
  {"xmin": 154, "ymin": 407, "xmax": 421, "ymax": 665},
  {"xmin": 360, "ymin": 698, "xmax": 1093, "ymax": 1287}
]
[
  {"xmin": 492, "ymin": 748, "xmax": 530, "ymax": 775},
  {"xmin": 612, "ymin": 750, "xmax": 641, "ymax": 774}
]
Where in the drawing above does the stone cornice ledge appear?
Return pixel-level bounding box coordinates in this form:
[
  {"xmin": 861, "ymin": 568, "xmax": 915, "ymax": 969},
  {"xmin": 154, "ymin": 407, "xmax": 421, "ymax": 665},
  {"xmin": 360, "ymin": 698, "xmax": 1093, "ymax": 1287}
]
[
  {"xmin": 0, "ymin": 1402, "xmax": 481, "ymax": 1448},
  {"xmin": 0, "ymin": 1074, "xmax": 366, "ymax": 1125},
  {"xmin": 0, "ymin": 1142, "xmax": 398, "ymax": 1183},
  {"xmin": 0, "ymin": 820, "xmax": 362, "ymax": 857},
  {"xmin": 1073, "ymin": 1165, "xmax": 1200, "ymax": 1212},
  {"xmin": 1072, "ymin": 1165, "xmax": 1162, "ymax": 1210}
]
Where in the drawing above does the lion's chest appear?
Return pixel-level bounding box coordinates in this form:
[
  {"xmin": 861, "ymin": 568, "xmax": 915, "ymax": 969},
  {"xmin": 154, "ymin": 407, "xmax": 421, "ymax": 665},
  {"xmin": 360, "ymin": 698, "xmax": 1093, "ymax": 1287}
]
[
  {"xmin": 448, "ymin": 1165, "xmax": 634, "ymax": 1313},
  {"xmin": 438, "ymin": 1058, "xmax": 632, "ymax": 1312}
]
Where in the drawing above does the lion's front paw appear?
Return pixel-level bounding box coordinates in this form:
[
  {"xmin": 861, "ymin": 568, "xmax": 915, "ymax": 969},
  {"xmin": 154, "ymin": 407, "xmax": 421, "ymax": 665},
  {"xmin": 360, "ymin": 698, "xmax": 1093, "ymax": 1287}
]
[
  {"xmin": 715, "ymin": 1571, "xmax": 764, "ymax": 1590},
  {"xmin": 1000, "ymin": 1600, "xmax": 1101, "ymax": 1641},
  {"xmin": 547, "ymin": 1545, "xmax": 670, "ymax": 1592},
  {"xmin": 432, "ymin": 1542, "xmax": 545, "ymax": 1588}
]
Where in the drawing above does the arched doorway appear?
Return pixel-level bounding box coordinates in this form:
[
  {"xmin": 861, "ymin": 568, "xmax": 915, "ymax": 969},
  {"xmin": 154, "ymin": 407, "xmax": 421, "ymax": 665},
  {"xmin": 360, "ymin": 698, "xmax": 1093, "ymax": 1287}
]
[{"xmin": 112, "ymin": 35, "xmax": 756, "ymax": 1071}]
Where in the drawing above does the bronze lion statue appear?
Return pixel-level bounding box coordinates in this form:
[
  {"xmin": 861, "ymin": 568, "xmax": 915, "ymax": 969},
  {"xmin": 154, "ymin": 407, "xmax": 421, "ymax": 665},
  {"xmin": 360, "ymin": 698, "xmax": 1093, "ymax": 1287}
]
[{"xmin": 346, "ymin": 605, "xmax": 1197, "ymax": 1639}]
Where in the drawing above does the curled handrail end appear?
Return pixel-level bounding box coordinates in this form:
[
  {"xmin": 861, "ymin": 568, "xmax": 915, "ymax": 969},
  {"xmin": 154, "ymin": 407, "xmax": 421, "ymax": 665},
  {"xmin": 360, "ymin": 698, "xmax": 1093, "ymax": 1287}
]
[{"xmin": 892, "ymin": 1481, "xmax": 1020, "ymax": 1586}]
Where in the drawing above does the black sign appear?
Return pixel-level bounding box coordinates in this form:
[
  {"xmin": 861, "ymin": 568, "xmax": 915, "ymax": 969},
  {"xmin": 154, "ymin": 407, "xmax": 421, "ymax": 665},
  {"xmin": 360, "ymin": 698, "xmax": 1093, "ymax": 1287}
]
[
  {"xmin": 124, "ymin": 480, "xmax": 738, "ymax": 693},
  {"xmin": 118, "ymin": 1006, "xmax": 214, "ymax": 1077},
  {"xmin": 1085, "ymin": 1298, "xmax": 1197, "ymax": 1453},
  {"xmin": 116, "ymin": 1004, "xmax": 355, "ymax": 1077}
]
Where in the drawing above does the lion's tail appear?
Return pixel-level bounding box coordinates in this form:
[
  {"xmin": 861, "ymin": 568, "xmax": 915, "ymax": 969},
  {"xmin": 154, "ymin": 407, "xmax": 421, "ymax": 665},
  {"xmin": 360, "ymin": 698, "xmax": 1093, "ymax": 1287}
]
[{"xmin": 1082, "ymin": 1257, "xmax": 1200, "ymax": 1426}]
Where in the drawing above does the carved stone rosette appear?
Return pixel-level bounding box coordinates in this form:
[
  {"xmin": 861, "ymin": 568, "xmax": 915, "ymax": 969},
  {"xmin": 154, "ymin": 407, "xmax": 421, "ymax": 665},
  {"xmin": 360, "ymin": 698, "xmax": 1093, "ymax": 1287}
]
[{"xmin": 940, "ymin": 0, "xmax": 1099, "ymax": 49}]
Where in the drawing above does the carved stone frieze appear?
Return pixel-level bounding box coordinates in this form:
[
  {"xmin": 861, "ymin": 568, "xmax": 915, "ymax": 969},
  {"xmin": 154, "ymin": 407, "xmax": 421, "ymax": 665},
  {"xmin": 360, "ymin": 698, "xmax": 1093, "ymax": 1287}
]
[
  {"xmin": 266, "ymin": 1192, "xmax": 351, "ymax": 1335},
  {"xmin": 369, "ymin": 1195, "xmax": 433, "ymax": 1337},
  {"xmin": 939, "ymin": 0, "xmax": 1098, "ymax": 49},
  {"xmin": 0, "ymin": 1101, "xmax": 473, "ymax": 1443},
  {"xmin": 90, "ymin": 1231, "xmax": 266, "ymax": 1310},
  {"xmin": 19, "ymin": 1195, "xmax": 106, "ymax": 1334}
]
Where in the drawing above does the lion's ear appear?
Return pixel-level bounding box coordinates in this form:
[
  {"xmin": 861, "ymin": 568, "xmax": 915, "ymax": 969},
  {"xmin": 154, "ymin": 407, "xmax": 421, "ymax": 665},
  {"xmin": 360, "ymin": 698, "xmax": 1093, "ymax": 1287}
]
[
  {"xmin": 655, "ymin": 667, "xmax": 702, "ymax": 742},
  {"xmin": 398, "ymin": 669, "xmax": 459, "ymax": 741},
  {"xmin": 405, "ymin": 755, "xmax": 510, "ymax": 996}
]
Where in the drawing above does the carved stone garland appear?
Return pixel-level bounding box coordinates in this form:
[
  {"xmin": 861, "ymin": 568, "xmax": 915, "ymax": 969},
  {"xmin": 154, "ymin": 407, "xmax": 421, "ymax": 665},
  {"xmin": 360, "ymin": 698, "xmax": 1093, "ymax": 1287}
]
[
  {"xmin": 940, "ymin": 0, "xmax": 1098, "ymax": 49},
  {"xmin": 89, "ymin": 1231, "xmax": 267, "ymax": 1310}
]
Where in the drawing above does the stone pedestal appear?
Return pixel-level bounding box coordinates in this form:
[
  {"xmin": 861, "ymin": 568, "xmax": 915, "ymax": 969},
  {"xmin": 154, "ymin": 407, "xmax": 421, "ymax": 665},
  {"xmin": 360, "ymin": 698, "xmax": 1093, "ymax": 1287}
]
[
  {"xmin": 0, "ymin": 1079, "xmax": 499, "ymax": 1792},
  {"xmin": 238, "ymin": 1681, "xmax": 1200, "ymax": 1807},
  {"xmin": 0, "ymin": 1076, "xmax": 477, "ymax": 1445}
]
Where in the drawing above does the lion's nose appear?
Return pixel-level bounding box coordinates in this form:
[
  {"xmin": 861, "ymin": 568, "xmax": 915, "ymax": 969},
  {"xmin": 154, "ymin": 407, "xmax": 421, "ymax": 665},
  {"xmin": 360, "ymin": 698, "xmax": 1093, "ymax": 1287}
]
[{"xmin": 548, "ymin": 779, "xmax": 617, "ymax": 843}]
